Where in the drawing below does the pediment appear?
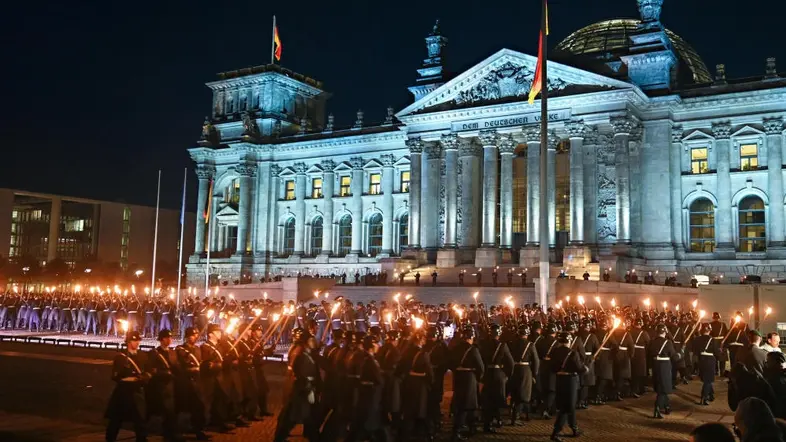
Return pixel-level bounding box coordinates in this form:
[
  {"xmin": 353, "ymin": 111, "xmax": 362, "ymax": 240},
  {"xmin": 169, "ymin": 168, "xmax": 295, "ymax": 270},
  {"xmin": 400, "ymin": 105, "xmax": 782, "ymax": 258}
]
[
  {"xmin": 278, "ymin": 166, "xmax": 296, "ymax": 177},
  {"xmin": 682, "ymin": 129, "xmax": 714, "ymax": 142},
  {"xmin": 363, "ymin": 159, "xmax": 383, "ymax": 169},
  {"xmin": 394, "ymin": 156, "xmax": 411, "ymax": 167},
  {"xmin": 216, "ymin": 204, "xmax": 239, "ymax": 217},
  {"xmin": 333, "ymin": 161, "xmax": 352, "ymax": 172},
  {"xmin": 732, "ymin": 125, "xmax": 765, "ymax": 138},
  {"xmin": 397, "ymin": 48, "xmax": 634, "ymax": 118},
  {"xmin": 306, "ymin": 164, "xmax": 324, "ymax": 174}
]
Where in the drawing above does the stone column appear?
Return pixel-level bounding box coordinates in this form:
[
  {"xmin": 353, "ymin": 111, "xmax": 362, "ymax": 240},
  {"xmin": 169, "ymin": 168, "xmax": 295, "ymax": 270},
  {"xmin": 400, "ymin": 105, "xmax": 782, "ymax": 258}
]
[
  {"xmin": 479, "ymin": 129, "xmax": 499, "ymax": 247},
  {"xmin": 639, "ymin": 121, "xmax": 675, "ymax": 259},
  {"xmin": 293, "ymin": 162, "xmax": 307, "ymax": 256},
  {"xmin": 670, "ymin": 127, "xmax": 685, "ymax": 257},
  {"xmin": 629, "ymin": 126, "xmax": 643, "ymax": 247},
  {"xmin": 524, "ymin": 126, "xmax": 540, "ymax": 246},
  {"xmin": 611, "ymin": 115, "xmax": 633, "ymax": 244},
  {"xmin": 765, "ymin": 117, "xmax": 785, "ymax": 254},
  {"xmin": 498, "ymin": 134, "xmax": 517, "ymax": 250},
  {"xmin": 380, "ymin": 155, "xmax": 396, "ymax": 256},
  {"xmin": 210, "ymin": 195, "xmax": 220, "ymax": 252},
  {"xmin": 547, "ymin": 131, "xmax": 559, "ymax": 248},
  {"xmin": 350, "ymin": 157, "xmax": 364, "ymax": 255},
  {"xmin": 458, "ymin": 141, "xmax": 481, "ymax": 249},
  {"xmin": 406, "ymin": 138, "xmax": 423, "ymax": 249},
  {"xmin": 422, "ymin": 143, "xmax": 442, "ymax": 250},
  {"xmin": 566, "ymin": 120, "xmax": 586, "ymax": 244},
  {"xmin": 236, "ymin": 162, "xmax": 256, "ymax": 255},
  {"xmin": 582, "ymin": 129, "xmax": 598, "ymax": 249},
  {"xmin": 441, "ymin": 134, "xmax": 459, "ymax": 248},
  {"xmin": 268, "ymin": 165, "xmax": 281, "ymax": 257},
  {"xmin": 713, "ymin": 121, "xmax": 735, "ymax": 257},
  {"xmin": 47, "ymin": 197, "xmax": 61, "ymax": 262},
  {"xmin": 195, "ymin": 165, "xmax": 214, "ymax": 255},
  {"xmin": 320, "ymin": 160, "xmax": 336, "ymax": 256}
]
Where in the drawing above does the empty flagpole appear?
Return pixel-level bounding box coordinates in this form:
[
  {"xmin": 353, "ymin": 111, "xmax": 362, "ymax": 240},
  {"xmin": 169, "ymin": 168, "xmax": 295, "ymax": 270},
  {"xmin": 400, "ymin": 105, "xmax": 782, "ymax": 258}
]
[
  {"xmin": 151, "ymin": 169, "xmax": 161, "ymax": 297},
  {"xmin": 538, "ymin": 0, "xmax": 549, "ymax": 309},
  {"xmin": 271, "ymin": 15, "xmax": 276, "ymax": 64},
  {"xmin": 205, "ymin": 199, "xmax": 212, "ymax": 298},
  {"xmin": 176, "ymin": 167, "xmax": 187, "ymax": 307}
]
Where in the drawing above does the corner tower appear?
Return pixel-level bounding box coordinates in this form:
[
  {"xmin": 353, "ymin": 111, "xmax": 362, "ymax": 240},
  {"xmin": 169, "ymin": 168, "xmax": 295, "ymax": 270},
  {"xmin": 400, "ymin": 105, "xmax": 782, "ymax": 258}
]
[
  {"xmin": 408, "ymin": 20, "xmax": 449, "ymax": 102},
  {"xmin": 619, "ymin": 0, "xmax": 678, "ymax": 91}
]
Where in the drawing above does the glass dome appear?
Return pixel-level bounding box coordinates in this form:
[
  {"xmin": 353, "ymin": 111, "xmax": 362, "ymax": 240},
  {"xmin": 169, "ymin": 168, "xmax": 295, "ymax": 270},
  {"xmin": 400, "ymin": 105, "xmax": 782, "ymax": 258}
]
[{"xmin": 555, "ymin": 19, "xmax": 712, "ymax": 85}]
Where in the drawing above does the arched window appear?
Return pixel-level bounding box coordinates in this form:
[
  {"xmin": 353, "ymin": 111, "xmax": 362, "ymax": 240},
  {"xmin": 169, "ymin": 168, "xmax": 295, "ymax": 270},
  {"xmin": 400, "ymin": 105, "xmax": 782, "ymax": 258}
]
[
  {"xmin": 226, "ymin": 178, "xmax": 240, "ymax": 206},
  {"xmin": 338, "ymin": 215, "xmax": 352, "ymax": 257},
  {"xmin": 739, "ymin": 196, "xmax": 766, "ymax": 252},
  {"xmin": 367, "ymin": 213, "xmax": 383, "ymax": 257},
  {"xmin": 399, "ymin": 214, "xmax": 409, "ymax": 252},
  {"xmin": 310, "ymin": 217, "xmax": 323, "ymax": 256},
  {"xmin": 282, "ymin": 218, "xmax": 295, "ymax": 257},
  {"xmin": 689, "ymin": 199, "xmax": 715, "ymax": 252}
]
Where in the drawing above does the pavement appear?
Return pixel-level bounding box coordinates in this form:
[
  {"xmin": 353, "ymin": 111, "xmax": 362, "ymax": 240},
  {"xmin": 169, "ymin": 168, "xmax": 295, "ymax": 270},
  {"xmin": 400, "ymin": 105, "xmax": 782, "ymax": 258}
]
[{"xmin": 0, "ymin": 341, "xmax": 735, "ymax": 441}]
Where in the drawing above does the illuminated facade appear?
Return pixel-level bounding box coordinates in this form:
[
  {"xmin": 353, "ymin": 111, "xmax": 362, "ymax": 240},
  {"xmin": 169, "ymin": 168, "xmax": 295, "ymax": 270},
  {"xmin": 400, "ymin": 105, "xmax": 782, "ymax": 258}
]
[{"xmin": 187, "ymin": 0, "xmax": 786, "ymax": 284}]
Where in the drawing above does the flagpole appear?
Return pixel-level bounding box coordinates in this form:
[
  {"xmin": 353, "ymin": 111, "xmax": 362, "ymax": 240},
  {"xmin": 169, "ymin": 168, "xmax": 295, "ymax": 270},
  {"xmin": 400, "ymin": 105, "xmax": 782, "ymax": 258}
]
[
  {"xmin": 538, "ymin": 0, "xmax": 549, "ymax": 310},
  {"xmin": 176, "ymin": 168, "xmax": 187, "ymax": 307},
  {"xmin": 151, "ymin": 169, "xmax": 161, "ymax": 297},
  {"xmin": 205, "ymin": 196, "xmax": 212, "ymax": 298},
  {"xmin": 271, "ymin": 15, "xmax": 276, "ymax": 65}
]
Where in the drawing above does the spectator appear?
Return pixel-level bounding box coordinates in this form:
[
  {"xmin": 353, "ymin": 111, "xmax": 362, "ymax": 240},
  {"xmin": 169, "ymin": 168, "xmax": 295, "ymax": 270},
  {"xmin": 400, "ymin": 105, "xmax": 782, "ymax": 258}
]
[
  {"xmin": 763, "ymin": 333, "xmax": 783, "ymax": 353},
  {"xmin": 765, "ymin": 352, "xmax": 786, "ymax": 419},
  {"xmin": 738, "ymin": 330, "xmax": 768, "ymax": 375},
  {"xmin": 733, "ymin": 397, "xmax": 784, "ymax": 442},
  {"xmin": 689, "ymin": 423, "xmax": 735, "ymax": 442}
]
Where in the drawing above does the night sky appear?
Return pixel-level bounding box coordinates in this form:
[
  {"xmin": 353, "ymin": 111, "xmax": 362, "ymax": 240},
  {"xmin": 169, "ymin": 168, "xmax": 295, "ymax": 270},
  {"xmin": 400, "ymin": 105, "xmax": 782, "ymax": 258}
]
[{"xmin": 1, "ymin": 0, "xmax": 784, "ymax": 211}]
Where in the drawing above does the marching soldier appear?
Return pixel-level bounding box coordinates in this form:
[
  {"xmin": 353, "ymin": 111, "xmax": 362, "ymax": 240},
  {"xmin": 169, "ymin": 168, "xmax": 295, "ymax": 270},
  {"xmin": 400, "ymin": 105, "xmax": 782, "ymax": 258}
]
[
  {"xmin": 175, "ymin": 327, "xmax": 209, "ymax": 440},
  {"xmin": 480, "ymin": 323, "xmax": 514, "ymax": 433},
  {"xmin": 274, "ymin": 329, "xmax": 320, "ymax": 442},
  {"xmin": 397, "ymin": 331, "xmax": 434, "ymax": 442},
  {"xmin": 709, "ymin": 312, "xmax": 729, "ymax": 374},
  {"xmin": 508, "ymin": 324, "xmax": 539, "ymax": 424},
  {"xmin": 449, "ymin": 325, "xmax": 484, "ymax": 442},
  {"xmin": 219, "ymin": 331, "xmax": 249, "ymax": 428},
  {"xmin": 612, "ymin": 320, "xmax": 635, "ymax": 400},
  {"xmin": 347, "ymin": 335, "xmax": 387, "ymax": 442},
  {"xmin": 576, "ymin": 320, "xmax": 599, "ymax": 409},
  {"xmin": 549, "ymin": 332, "xmax": 587, "ymax": 442},
  {"xmin": 424, "ymin": 326, "xmax": 449, "ymax": 431},
  {"xmin": 105, "ymin": 330, "xmax": 151, "ymax": 442},
  {"xmin": 693, "ymin": 323, "xmax": 721, "ymax": 405},
  {"xmin": 248, "ymin": 323, "xmax": 274, "ymax": 418},
  {"xmin": 536, "ymin": 323, "xmax": 558, "ymax": 417},
  {"xmin": 594, "ymin": 319, "xmax": 617, "ymax": 404},
  {"xmin": 649, "ymin": 324, "xmax": 681, "ymax": 419},
  {"xmin": 234, "ymin": 324, "xmax": 260, "ymax": 423},
  {"xmin": 201, "ymin": 324, "xmax": 231, "ymax": 432},
  {"xmin": 630, "ymin": 318, "xmax": 651, "ymax": 397},
  {"xmin": 146, "ymin": 329, "xmax": 180, "ymax": 441},
  {"xmin": 378, "ymin": 329, "xmax": 403, "ymax": 432}
]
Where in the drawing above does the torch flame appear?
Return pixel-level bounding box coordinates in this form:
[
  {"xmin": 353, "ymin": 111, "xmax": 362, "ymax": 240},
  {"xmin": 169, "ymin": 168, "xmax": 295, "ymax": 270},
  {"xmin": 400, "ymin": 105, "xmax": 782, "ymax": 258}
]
[
  {"xmin": 566, "ymin": 296, "xmax": 571, "ymax": 303},
  {"xmin": 253, "ymin": 308, "xmax": 262, "ymax": 317},
  {"xmin": 330, "ymin": 302, "xmax": 340, "ymax": 316},
  {"xmin": 118, "ymin": 319, "xmax": 129, "ymax": 333},
  {"xmin": 663, "ymin": 301, "xmax": 668, "ymax": 309},
  {"xmin": 272, "ymin": 313, "xmax": 281, "ymax": 322},
  {"xmin": 595, "ymin": 296, "xmax": 601, "ymax": 304},
  {"xmin": 473, "ymin": 292, "xmax": 479, "ymax": 300},
  {"xmin": 207, "ymin": 309, "xmax": 215, "ymax": 319},
  {"xmin": 612, "ymin": 317, "xmax": 622, "ymax": 329},
  {"xmin": 225, "ymin": 317, "xmax": 240, "ymax": 334},
  {"xmin": 699, "ymin": 310, "xmax": 706, "ymax": 319},
  {"xmin": 611, "ymin": 298, "xmax": 617, "ymax": 307},
  {"xmin": 748, "ymin": 306, "xmax": 754, "ymax": 316},
  {"xmin": 393, "ymin": 294, "xmax": 401, "ymax": 303},
  {"xmin": 644, "ymin": 298, "xmax": 651, "ymax": 307},
  {"xmin": 734, "ymin": 315, "xmax": 742, "ymax": 324},
  {"xmin": 314, "ymin": 290, "xmax": 320, "ymax": 298},
  {"xmin": 766, "ymin": 306, "xmax": 773, "ymax": 317},
  {"xmin": 405, "ymin": 294, "xmax": 413, "ymax": 301},
  {"xmin": 263, "ymin": 292, "xmax": 268, "ymax": 300},
  {"xmin": 578, "ymin": 295, "xmax": 585, "ymax": 305},
  {"xmin": 692, "ymin": 300, "xmax": 698, "ymax": 309},
  {"xmin": 411, "ymin": 315, "xmax": 424, "ymax": 329}
]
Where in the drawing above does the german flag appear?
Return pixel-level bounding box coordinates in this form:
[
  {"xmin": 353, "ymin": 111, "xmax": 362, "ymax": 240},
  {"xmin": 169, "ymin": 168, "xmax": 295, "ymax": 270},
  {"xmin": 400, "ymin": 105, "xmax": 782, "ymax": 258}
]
[
  {"xmin": 273, "ymin": 18, "xmax": 282, "ymax": 62},
  {"xmin": 204, "ymin": 180, "xmax": 213, "ymax": 224},
  {"xmin": 528, "ymin": 1, "xmax": 549, "ymax": 104}
]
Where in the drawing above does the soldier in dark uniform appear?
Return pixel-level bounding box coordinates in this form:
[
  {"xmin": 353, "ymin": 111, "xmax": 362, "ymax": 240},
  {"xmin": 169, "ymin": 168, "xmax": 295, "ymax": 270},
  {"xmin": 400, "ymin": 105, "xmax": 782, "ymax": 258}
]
[
  {"xmin": 693, "ymin": 323, "xmax": 721, "ymax": 405},
  {"xmin": 397, "ymin": 332, "xmax": 434, "ymax": 442},
  {"xmin": 449, "ymin": 325, "xmax": 484, "ymax": 442},
  {"xmin": 549, "ymin": 332, "xmax": 587, "ymax": 442},
  {"xmin": 509, "ymin": 324, "xmax": 539, "ymax": 424},
  {"xmin": 314, "ymin": 304, "xmax": 329, "ymax": 343},
  {"xmin": 424, "ymin": 326, "xmax": 449, "ymax": 431},
  {"xmin": 248, "ymin": 323, "xmax": 274, "ymax": 418},
  {"xmin": 726, "ymin": 314, "xmax": 750, "ymax": 369},
  {"xmin": 536, "ymin": 323, "xmax": 558, "ymax": 417},
  {"xmin": 630, "ymin": 318, "xmax": 651, "ymax": 397},
  {"xmin": 347, "ymin": 335, "xmax": 387, "ymax": 442},
  {"xmin": 274, "ymin": 329, "xmax": 320, "ymax": 442},
  {"xmin": 480, "ymin": 323, "xmax": 514, "ymax": 432},
  {"xmin": 175, "ymin": 327, "xmax": 209, "ymax": 440},
  {"xmin": 146, "ymin": 329, "xmax": 180, "ymax": 441},
  {"xmin": 200, "ymin": 324, "xmax": 231, "ymax": 432},
  {"xmin": 709, "ymin": 312, "xmax": 729, "ymax": 374},
  {"xmin": 219, "ymin": 330, "xmax": 248, "ymax": 429},
  {"xmin": 648, "ymin": 324, "xmax": 680, "ymax": 419},
  {"xmin": 233, "ymin": 324, "xmax": 259, "ymax": 423},
  {"xmin": 378, "ymin": 329, "xmax": 402, "ymax": 432},
  {"xmin": 105, "ymin": 330, "xmax": 151, "ymax": 442},
  {"xmin": 577, "ymin": 319, "xmax": 599, "ymax": 408},
  {"xmin": 594, "ymin": 319, "xmax": 617, "ymax": 404},
  {"xmin": 612, "ymin": 320, "xmax": 635, "ymax": 400}
]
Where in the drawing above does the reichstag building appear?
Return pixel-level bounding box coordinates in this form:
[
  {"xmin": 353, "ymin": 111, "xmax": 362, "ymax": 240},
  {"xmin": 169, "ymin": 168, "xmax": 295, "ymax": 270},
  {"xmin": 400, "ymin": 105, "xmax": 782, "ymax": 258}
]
[{"xmin": 187, "ymin": 0, "xmax": 786, "ymax": 285}]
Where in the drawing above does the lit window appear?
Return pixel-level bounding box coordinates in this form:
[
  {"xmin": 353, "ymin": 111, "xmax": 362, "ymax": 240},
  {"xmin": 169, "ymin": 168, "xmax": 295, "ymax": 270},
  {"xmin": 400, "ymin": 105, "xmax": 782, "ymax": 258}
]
[
  {"xmin": 367, "ymin": 213, "xmax": 383, "ymax": 256},
  {"xmin": 738, "ymin": 196, "xmax": 766, "ymax": 252},
  {"xmin": 285, "ymin": 180, "xmax": 295, "ymax": 200},
  {"xmin": 310, "ymin": 217, "xmax": 323, "ymax": 256},
  {"xmin": 689, "ymin": 199, "xmax": 715, "ymax": 252},
  {"xmin": 691, "ymin": 147, "xmax": 709, "ymax": 174},
  {"xmin": 311, "ymin": 178, "xmax": 323, "ymax": 199},
  {"xmin": 65, "ymin": 219, "xmax": 85, "ymax": 232},
  {"xmin": 340, "ymin": 176, "xmax": 351, "ymax": 196},
  {"xmin": 282, "ymin": 218, "xmax": 295, "ymax": 257},
  {"xmin": 740, "ymin": 144, "xmax": 758, "ymax": 171},
  {"xmin": 400, "ymin": 171, "xmax": 411, "ymax": 193},
  {"xmin": 398, "ymin": 215, "xmax": 409, "ymax": 253},
  {"xmin": 338, "ymin": 215, "xmax": 352, "ymax": 256},
  {"xmin": 229, "ymin": 179, "xmax": 240, "ymax": 204},
  {"xmin": 369, "ymin": 173, "xmax": 381, "ymax": 195},
  {"xmin": 31, "ymin": 210, "xmax": 42, "ymax": 221}
]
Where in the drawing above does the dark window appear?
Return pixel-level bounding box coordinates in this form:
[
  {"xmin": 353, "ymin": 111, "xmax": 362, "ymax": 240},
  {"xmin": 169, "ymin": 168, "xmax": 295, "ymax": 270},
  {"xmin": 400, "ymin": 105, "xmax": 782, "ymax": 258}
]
[
  {"xmin": 689, "ymin": 199, "xmax": 715, "ymax": 252},
  {"xmin": 310, "ymin": 217, "xmax": 323, "ymax": 256},
  {"xmin": 739, "ymin": 196, "xmax": 766, "ymax": 252},
  {"xmin": 282, "ymin": 218, "xmax": 295, "ymax": 256},
  {"xmin": 399, "ymin": 214, "xmax": 409, "ymax": 252},
  {"xmin": 368, "ymin": 213, "xmax": 383, "ymax": 257},
  {"xmin": 338, "ymin": 215, "xmax": 352, "ymax": 257}
]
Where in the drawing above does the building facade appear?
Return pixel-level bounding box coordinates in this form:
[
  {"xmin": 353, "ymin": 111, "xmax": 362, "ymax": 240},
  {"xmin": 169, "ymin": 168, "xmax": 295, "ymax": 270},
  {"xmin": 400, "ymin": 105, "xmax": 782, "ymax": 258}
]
[
  {"xmin": 0, "ymin": 189, "xmax": 195, "ymax": 277},
  {"xmin": 187, "ymin": 0, "xmax": 786, "ymax": 285}
]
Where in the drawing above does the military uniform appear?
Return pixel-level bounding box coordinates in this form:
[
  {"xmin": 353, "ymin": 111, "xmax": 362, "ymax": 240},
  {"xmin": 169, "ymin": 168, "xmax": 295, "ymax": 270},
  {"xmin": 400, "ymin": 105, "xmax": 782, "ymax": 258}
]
[
  {"xmin": 692, "ymin": 331, "xmax": 721, "ymax": 404},
  {"xmin": 577, "ymin": 328, "xmax": 599, "ymax": 407},
  {"xmin": 105, "ymin": 334, "xmax": 150, "ymax": 442},
  {"xmin": 146, "ymin": 336, "xmax": 178, "ymax": 440},
  {"xmin": 449, "ymin": 337, "xmax": 484, "ymax": 441},
  {"xmin": 549, "ymin": 337, "xmax": 587, "ymax": 442},
  {"xmin": 630, "ymin": 327, "xmax": 651, "ymax": 396},
  {"xmin": 397, "ymin": 341, "xmax": 434, "ymax": 441},
  {"xmin": 648, "ymin": 333, "xmax": 680, "ymax": 418},
  {"xmin": 274, "ymin": 345, "xmax": 320, "ymax": 442},
  {"xmin": 175, "ymin": 335, "xmax": 208, "ymax": 438},
  {"xmin": 480, "ymin": 336, "xmax": 514, "ymax": 431},
  {"xmin": 508, "ymin": 334, "xmax": 539, "ymax": 421}
]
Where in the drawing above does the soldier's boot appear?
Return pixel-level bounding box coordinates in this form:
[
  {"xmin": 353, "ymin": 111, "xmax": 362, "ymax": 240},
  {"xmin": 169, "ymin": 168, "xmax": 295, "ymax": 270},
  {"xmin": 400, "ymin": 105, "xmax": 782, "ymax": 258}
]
[
  {"xmin": 571, "ymin": 427, "xmax": 583, "ymax": 437},
  {"xmin": 653, "ymin": 407, "xmax": 664, "ymax": 419}
]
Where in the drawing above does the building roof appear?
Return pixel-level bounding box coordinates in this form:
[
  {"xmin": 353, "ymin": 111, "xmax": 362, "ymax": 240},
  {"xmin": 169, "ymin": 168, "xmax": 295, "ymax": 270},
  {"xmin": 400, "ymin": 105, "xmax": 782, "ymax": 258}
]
[{"xmin": 554, "ymin": 18, "xmax": 713, "ymax": 86}]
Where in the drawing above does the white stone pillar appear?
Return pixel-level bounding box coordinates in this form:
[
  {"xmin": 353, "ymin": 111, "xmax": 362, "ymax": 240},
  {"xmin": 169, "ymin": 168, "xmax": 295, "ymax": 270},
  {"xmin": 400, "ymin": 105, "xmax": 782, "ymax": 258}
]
[
  {"xmin": 566, "ymin": 121, "xmax": 586, "ymax": 244},
  {"xmin": 236, "ymin": 162, "xmax": 255, "ymax": 255},
  {"xmin": 499, "ymin": 134, "xmax": 517, "ymax": 249},
  {"xmin": 210, "ymin": 195, "xmax": 220, "ymax": 252},
  {"xmin": 406, "ymin": 138, "xmax": 423, "ymax": 249},
  {"xmin": 47, "ymin": 197, "xmax": 61, "ymax": 262},
  {"xmin": 629, "ymin": 126, "xmax": 643, "ymax": 247},
  {"xmin": 479, "ymin": 129, "xmax": 499, "ymax": 247},
  {"xmin": 611, "ymin": 116, "xmax": 633, "ymax": 244},
  {"xmin": 422, "ymin": 143, "xmax": 442, "ymax": 249},
  {"xmin": 320, "ymin": 160, "xmax": 336, "ymax": 256},
  {"xmin": 350, "ymin": 157, "xmax": 364, "ymax": 255},
  {"xmin": 524, "ymin": 127, "xmax": 540, "ymax": 246},
  {"xmin": 293, "ymin": 162, "xmax": 307, "ymax": 256},
  {"xmin": 547, "ymin": 131, "xmax": 558, "ymax": 247},
  {"xmin": 639, "ymin": 121, "xmax": 675, "ymax": 259},
  {"xmin": 459, "ymin": 141, "xmax": 481, "ymax": 249},
  {"xmin": 713, "ymin": 122, "xmax": 735, "ymax": 257},
  {"xmin": 670, "ymin": 127, "xmax": 684, "ymax": 256},
  {"xmin": 195, "ymin": 165, "xmax": 214, "ymax": 255},
  {"xmin": 381, "ymin": 155, "xmax": 396, "ymax": 255},
  {"xmin": 582, "ymin": 129, "xmax": 598, "ymax": 248},
  {"xmin": 441, "ymin": 134, "xmax": 459, "ymax": 247},
  {"xmin": 268, "ymin": 165, "xmax": 281, "ymax": 257},
  {"xmin": 765, "ymin": 117, "xmax": 785, "ymax": 252}
]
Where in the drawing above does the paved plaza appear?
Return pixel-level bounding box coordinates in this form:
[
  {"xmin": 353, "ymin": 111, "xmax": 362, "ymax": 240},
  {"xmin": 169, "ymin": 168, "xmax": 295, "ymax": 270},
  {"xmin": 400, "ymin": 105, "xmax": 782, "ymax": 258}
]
[{"xmin": 0, "ymin": 341, "xmax": 734, "ymax": 442}]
